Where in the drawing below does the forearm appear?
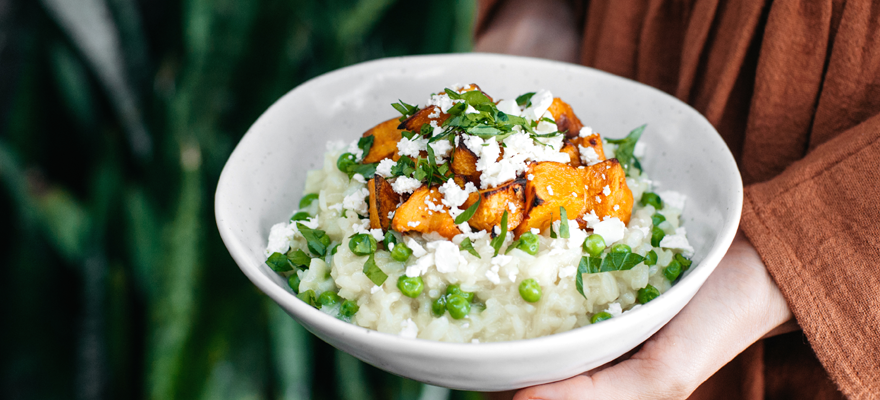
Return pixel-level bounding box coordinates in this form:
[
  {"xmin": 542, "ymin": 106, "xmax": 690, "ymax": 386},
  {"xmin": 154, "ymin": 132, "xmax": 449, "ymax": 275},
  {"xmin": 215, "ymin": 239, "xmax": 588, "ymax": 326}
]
[{"xmin": 474, "ymin": 0, "xmax": 581, "ymax": 63}]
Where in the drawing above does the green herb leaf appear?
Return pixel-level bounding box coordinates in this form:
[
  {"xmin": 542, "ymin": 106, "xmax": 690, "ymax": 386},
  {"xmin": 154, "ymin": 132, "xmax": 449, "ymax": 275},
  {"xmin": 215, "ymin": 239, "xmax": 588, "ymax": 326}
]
[
  {"xmin": 674, "ymin": 253, "xmax": 693, "ymax": 271},
  {"xmin": 299, "ymin": 193, "xmax": 319, "ymax": 209},
  {"xmin": 266, "ymin": 252, "xmax": 293, "ymax": 272},
  {"xmin": 287, "ymin": 249, "xmax": 312, "ymax": 268},
  {"xmin": 559, "ymin": 207, "xmax": 570, "ymax": 239},
  {"xmin": 505, "ymin": 238, "xmax": 522, "ymax": 254},
  {"xmin": 576, "ymin": 256, "xmax": 603, "ymax": 298},
  {"xmin": 516, "ymin": 92, "xmax": 536, "ymax": 107},
  {"xmin": 391, "ymin": 156, "xmax": 415, "ymax": 177},
  {"xmin": 357, "ymin": 135, "xmax": 374, "ymax": 158},
  {"xmin": 392, "ymin": 100, "xmax": 419, "ymax": 118},
  {"xmin": 297, "ymin": 289, "xmax": 318, "ymax": 308},
  {"xmin": 619, "ymin": 253, "xmax": 646, "ymax": 271},
  {"xmin": 454, "ymin": 195, "xmax": 481, "ymax": 224},
  {"xmin": 490, "ymin": 211, "xmax": 509, "ymax": 257},
  {"xmin": 297, "ymin": 223, "xmax": 331, "ymax": 256},
  {"xmin": 459, "ymin": 237, "xmax": 481, "ymax": 258},
  {"xmin": 605, "ymin": 124, "xmax": 646, "ymax": 176},
  {"xmin": 362, "ymin": 254, "xmax": 388, "ymax": 286}
]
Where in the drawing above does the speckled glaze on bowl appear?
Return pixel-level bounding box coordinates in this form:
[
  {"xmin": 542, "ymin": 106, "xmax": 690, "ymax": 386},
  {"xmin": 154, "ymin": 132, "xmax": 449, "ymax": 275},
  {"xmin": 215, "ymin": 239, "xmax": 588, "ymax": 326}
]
[{"xmin": 215, "ymin": 53, "xmax": 742, "ymax": 391}]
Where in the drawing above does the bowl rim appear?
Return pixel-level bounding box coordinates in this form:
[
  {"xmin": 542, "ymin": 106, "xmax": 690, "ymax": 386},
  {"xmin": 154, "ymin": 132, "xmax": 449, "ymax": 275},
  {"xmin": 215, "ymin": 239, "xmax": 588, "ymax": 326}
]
[{"xmin": 215, "ymin": 52, "xmax": 743, "ymax": 357}]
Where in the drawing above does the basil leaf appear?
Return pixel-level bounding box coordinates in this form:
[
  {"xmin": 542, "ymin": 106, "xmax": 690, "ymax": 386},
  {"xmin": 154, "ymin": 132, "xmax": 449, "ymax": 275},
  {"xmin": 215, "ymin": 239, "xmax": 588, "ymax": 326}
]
[
  {"xmin": 459, "ymin": 237, "xmax": 480, "ymax": 258},
  {"xmin": 454, "ymin": 195, "xmax": 481, "ymax": 224},
  {"xmin": 490, "ymin": 211, "xmax": 509, "ymax": 257},
  {"xmin": 287, "ymin": 249, "xmax": 312, "ymax": 269},
  {"xmin": 467, "ymin": 125, "xmax": 502, "ymax": 137},
  {"xmin": 362, "ymin": 254, "xmax": 388, "ymax": 286},
  {"xmin": 619, "ymin": 253, "xmax": 646, "ymax": 271},
  {"xmin": 576, "ymin": 257, "xmax": 588, "ymax": 298},
  {"xmin": 516, "ymin": 92, "xmax": 535, "ymax": 107},
  {"xmin": 605, "ymin": 124, "xmax": 646, "ymax": 176},
  {"xmin": 460, "ymin": 90, "xmax": 492, "ymax": 106},
  {"xmin": 266, "ymin": 252, "xmax": 293, "ymax": 272},
  {"xmin": 599, "ymin": 256, "xmax": 616, "ymax": 272},
  {"xmin": 559, "ymin": 207, "xmax": 570, "ymax": 239},
  {"xmin": 297, "ymin": 223, "xmax": 331, "ymax": 257},
  {"xmin": 297, "ymin": 289, "xmax": 318, "ymax": 307}
]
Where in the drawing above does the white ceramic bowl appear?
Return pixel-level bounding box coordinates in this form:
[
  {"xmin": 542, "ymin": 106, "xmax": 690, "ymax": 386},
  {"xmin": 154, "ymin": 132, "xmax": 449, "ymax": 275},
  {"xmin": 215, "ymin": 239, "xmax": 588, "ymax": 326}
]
[{"xmin": 215, "ymin": 53, "xmax": 742, "ymax": 391}]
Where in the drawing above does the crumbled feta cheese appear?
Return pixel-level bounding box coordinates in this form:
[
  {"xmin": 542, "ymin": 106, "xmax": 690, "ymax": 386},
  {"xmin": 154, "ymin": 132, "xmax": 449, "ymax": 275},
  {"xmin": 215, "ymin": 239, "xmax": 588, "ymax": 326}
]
[
  {"xmin": 428, "ymin": 107, "xmax": 441, "ymax": 119},
  {"xmin": 602, "ymin": 185, "xmax": 611, "ymax": 196},
  {"xmin": 369, "ymin": 228, "xmax": 385, "ymax": 242},
  {"xmin": 613, "ymin": 204, "xmax": 620, "ymax": 211},
  {"xmin": 522, "ymin": 89, "xmax": 553, "ymax": 121},
  {"xmin": 352, "ymin": 173, "xmax": 366, "ymax": 184},
  {"xmin": 424, "ymin": 194, "xmax": 445, "ymax": 213},
  {"xmin": 387, "ymin": 210, "xmax": 395, "ymax": 219},
  {"xmin": 433, "ymin": 241, "xmax": 461, "ymax": 273},
  {"xmin": 508, "ymin": 270, "xmax": 518, "ymax": 282},
  {"xmin": 571, "ymin": 192, "xmax": 577, "ymax": 198},
  {"xmin": 465, "ymin": 105, "xmax": 479, "ymax": 114},
  {"xmin": 530, "ymin": 228, "xmax": 540, "ymax": 235},
  {"xmin": 659, "ymin": 226, "xmax": 694, "ymax": 256},
  {"xmin": 371, "ymin": 285, "xmax": 382, "ymax": 294},
  {"xmin": 266, "ymin": 222, "xmax": 295, "ymax": 256},
  {"xmin": 407, "ymin": 221, "xmax": 421, "ymax": 228},
  {"xmin": 605, "ymin": 302, "xmax": 623, "ymax": 317},
  {"xmin": 658, "ymin": 190, "xmax": 687, "ymax": 211},
  {"xmin": 527, "ymin": 174, "xmax": 534, "ymax": 181},
  {"xmin": 507, "ymin": 201, "xmax": 517, "ymax": 213},
  {"xmin": 347, "ymin": 139, "xmax": 364, "ymax": 161},
  {"xmin": 429, "ymin": 139, "xmax": 454, "ymax": 164},
  {"xmin": 595, "ymin": 195, "xmax": 602, "ymax": 203},
  {"xmin": 495, "ymin": 99, "xmax": 522, "ymax": 116},
  {"xmin": 407, "ymin": 238, "xmax": 427, "ymax": 257},
  {"xmin": 547, "ymin": 185, "xmax": 554, "ymax": 196},
  {"xmin": 342, "ymin": 188, "xmax": 370, "ymax": 216},
  {"xmin": 391, "ymin": 176, "xmax": 422, "ymax": 194},
  {"xmin": 590, "ymin": 217, "xmax": 625, "ymax": 244},
  {"xmin": 535, "ymin": 113, "xmax": 558, "ymax": 134},
  {"xmin": 485, "ymin": 267, "xmax": 501, "ymax": 284},
  {"xmin": 397, "ymin": 136, "xmax": 427, "ymax": 158},
  {"xmin": 376, "ymin": 159, "xmax": 396, "ymax": 177},
  {"xmin": 426, "ymin": 93, "xmax": 462, "ymax": 113},
  {"xmin": 581, "ymin": 210, "xmax": 600, "ymax": 226},
  {"xmin": 579, "ymin": 145, "xmax": 601, "ymax": 166},
  {"xmin": 406, "ymin": 253, "xmax": 434, "ymax": 277},
  {"xmin": 299, "ymin": 216, "xmax": 320, "ymax": 230},
  {"xmin": 399, "ymin": 318, "xmax": 418, "ymax": 339},
  {"xmin": 439, "ymin": 179, "xmax": 477, "ymax": 218},
  {"xmin": 578, "ymin": 126, "xmax": 593, "ymax": 138}
]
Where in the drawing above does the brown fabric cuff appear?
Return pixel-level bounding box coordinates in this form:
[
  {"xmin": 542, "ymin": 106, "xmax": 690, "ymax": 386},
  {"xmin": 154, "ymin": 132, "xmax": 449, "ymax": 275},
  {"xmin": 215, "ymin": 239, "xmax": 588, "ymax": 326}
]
[{"xmin": 740, "ymin": 114, "xmax": 880, "ymax": 398}]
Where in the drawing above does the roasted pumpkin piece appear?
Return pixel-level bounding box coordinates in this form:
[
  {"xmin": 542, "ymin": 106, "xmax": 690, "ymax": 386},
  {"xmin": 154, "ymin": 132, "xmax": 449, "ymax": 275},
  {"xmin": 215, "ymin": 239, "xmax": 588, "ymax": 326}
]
[
  {"xmin": 568, "ymin": 133, "xmax": 606, "ymax": 166},
  {"xmin": 391, "ymin": 185, "xmax": 461, "ymax": 240},
  {"xmin": 514, "ymin": 162, "xmax": 587, "ymax": 237},
  {"xmin": 451, "ymin": 141, "xmax": 481, "ymax": 183},
  {"xmin": 547, "ymin": 98, "xmax": 584, "ymax": 138},
  {"xmin": 579, "ymin": 159, "xmax": 634, "ymax": 225},
  {"xmin": 560, "ymin": 140, "xmax": 581, "ymax": 168},
  {"xmin": 367, "ymin": 176, "xmax": 401, "ymax": 231},
  {"xmin": 361, "ymin": 118, "xmax": 403, "ymax": 164},
  {"xmin": 460, "ymin": 178, "xmax": 526, "ymax": 233},
  {"xmin": 398, "ymin": 105, "xmax": 449, "ymax": 132}
]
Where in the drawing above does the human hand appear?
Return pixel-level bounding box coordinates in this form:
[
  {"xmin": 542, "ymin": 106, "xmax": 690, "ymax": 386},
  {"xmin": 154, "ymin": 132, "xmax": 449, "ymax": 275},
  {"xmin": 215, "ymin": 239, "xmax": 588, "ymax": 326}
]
[{"xmin": 512, "ymin": 231, "xmax": 795, "ymax": 400}]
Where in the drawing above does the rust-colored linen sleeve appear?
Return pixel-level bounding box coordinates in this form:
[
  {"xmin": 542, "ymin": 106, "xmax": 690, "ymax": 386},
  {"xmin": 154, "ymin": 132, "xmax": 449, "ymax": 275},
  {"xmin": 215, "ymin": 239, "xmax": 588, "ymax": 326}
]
[{"xmin": 476, "ymin": 0, "xmax": 880, "ymax": 398}]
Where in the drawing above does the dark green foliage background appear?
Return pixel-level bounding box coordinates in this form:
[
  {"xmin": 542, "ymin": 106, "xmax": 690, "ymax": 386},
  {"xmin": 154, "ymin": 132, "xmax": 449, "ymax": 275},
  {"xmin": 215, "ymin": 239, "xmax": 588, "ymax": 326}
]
[{"xmin": 0, "ymin": 0, "xmax": 485, "ymax": 399}]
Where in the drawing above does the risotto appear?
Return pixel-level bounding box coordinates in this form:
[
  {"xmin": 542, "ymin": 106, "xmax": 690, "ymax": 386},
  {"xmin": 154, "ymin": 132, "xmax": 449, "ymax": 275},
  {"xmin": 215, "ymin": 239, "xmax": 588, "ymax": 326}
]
[{"xmin": 264, "ymin": 84, "xmax": 694, "ymax": 343}]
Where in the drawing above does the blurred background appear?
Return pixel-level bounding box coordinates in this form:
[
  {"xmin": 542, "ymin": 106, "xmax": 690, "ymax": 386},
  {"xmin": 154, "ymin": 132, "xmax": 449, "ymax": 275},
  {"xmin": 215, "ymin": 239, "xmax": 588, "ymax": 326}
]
[{"xmin": 0, "ymin": 0, "xmax": 485, "ymax": 399}]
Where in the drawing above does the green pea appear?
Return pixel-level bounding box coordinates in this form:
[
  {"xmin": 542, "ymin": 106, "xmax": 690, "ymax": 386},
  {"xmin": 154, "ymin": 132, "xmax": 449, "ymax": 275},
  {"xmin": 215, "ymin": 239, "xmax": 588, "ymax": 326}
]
[
  {"xmin": 582, "ymin": 234, "xmax": 606, "ymax": 257},
  {"xmin": 390, "ymin": 241, "xmax": 413, "ymax": 262},
  {"xmin": 640, "ymin": 192, "xmax": 663, "ymax": 209},
  {"xmin": 446, "ymin": 284, "xmax": 474, "ymax": 303},
  {"xmin": 590, "ymin": 311, "xmax": 613, "ymax": 324},
  {"xmin": 518, "ymin": 279, "xmax": 542, "ymax": 303},
  {"xmin": 674, "ymin": 253, "xmax": 693, "ymax": 271},
  {"xmin": 644, "ymin": 250, "xmax": 658, "ymax": 266},
  {"xmin": 651, "ymin": 226, "xmax": 666, "ymax": 247},
  {"xmin": 431, "ymin": 296, "xmax": 447, "ymax": 317},
  {"xmin": 290, "ymin": 211, "xmax": 311, "ymax": 221},
  {"xmin": 287, "ymin": 274, "xmax": 301, "ymax": 294},
  {"xmin": 663, "ymin": 259, "xmax": 682, "ymax": 282},
  {"xmin": 317, "ymin": 291, "xmax": 341, "ymax": 307},
  {"xmin": 637, "ymin": 284, "xmax": 660, "ymax": 304},
  {"xmin": 349, "ymin": 233, "xmax": 377, "ymax": 256},
  {"xmin": 397, "ymin": 275, "xmax": 424, "ymax": 298},
  {"xmin": 340, "ymin": 300, "xmax": 359, "ymax": 318},
  {"xmin": 337, "ymin": 152, "xmax": 357, "ymax": 172},
  {"xmin": 610, "ymin": 243, "xmax": 632, "ymax": 255},
  {"xmin": 446, "ymin": 294, "xmax": 471, "ymax": 319},
  {"xmin": 299, "ymin": 193, "xmax": 320, "ymax": 209},
  {"xmin": 516, "ymin": 232, "xmax": 540, "ymax": 255}
]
